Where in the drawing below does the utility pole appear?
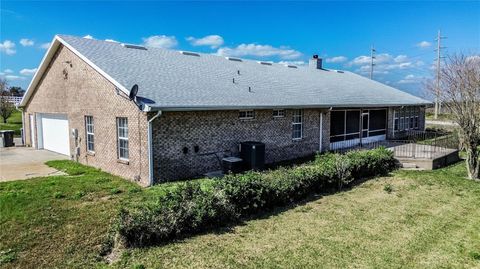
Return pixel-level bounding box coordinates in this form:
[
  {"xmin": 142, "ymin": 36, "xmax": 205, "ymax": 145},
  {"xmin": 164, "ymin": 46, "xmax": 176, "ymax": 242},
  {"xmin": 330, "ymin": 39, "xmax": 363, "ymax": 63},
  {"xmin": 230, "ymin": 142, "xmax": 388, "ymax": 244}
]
[
  {"xmin": 370, "ymin": 45, "xmax": 376, "ymax": 80},
  {"xmin": 434, "ymin": 30, "xmax": 447, "ymax": 119}
]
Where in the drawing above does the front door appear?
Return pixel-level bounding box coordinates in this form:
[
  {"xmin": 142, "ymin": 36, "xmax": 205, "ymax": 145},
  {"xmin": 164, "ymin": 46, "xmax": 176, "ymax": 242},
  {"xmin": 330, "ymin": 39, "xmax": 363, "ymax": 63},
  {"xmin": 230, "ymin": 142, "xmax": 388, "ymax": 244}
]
[{"xmin": 362, "ymin": 112, "xmax": 369, "ymax": 139}]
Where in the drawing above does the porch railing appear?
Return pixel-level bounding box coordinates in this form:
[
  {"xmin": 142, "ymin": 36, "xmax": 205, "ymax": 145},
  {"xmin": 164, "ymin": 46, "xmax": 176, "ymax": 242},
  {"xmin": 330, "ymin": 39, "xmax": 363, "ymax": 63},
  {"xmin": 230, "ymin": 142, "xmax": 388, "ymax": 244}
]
[{"xmin": 331, "ymin": 131, "xmax": 459, "ymax": 159}]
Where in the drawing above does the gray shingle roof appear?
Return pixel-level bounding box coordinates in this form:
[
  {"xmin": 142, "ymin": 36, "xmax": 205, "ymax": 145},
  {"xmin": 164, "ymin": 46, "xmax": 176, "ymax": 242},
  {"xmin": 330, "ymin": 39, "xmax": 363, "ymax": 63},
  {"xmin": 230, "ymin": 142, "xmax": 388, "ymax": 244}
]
[{"xmin": 59, "ymin": 35, "xmax": 430, "ymax": 111}]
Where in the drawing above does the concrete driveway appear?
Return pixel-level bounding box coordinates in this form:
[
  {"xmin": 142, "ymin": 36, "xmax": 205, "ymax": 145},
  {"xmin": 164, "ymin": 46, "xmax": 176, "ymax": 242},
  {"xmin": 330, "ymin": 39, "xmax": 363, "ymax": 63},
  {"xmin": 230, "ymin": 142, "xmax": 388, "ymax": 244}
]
[{"xmin": 0, "ymin": 147, "xmax": 69, "ymax": 182}]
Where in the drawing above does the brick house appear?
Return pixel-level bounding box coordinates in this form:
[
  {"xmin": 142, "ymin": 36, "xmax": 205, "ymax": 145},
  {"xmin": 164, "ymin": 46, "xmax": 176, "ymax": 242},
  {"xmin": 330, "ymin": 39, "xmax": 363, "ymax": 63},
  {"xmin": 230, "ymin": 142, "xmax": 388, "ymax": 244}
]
[{"xmin": 20, "ymin": 35, "xmax": 430, "ymax": 186}]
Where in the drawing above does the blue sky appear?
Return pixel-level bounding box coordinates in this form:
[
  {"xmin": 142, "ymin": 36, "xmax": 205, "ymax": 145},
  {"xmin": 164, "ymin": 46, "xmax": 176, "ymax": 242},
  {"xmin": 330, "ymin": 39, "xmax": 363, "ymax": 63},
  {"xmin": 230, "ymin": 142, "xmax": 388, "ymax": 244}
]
[{"xmin": 1, "ymin": 1, "xmax": 479, "ymax": 97}]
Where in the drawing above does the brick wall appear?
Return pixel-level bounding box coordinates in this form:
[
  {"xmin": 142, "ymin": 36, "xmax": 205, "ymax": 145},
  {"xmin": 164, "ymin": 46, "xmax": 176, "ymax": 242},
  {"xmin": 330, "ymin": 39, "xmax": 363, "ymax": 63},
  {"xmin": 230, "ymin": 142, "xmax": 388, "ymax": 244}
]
[
  {"xmin": 387, "ymin": 106, "xmax": 426, "ymax": 139},
  {"xmin": 387, "ymin": 107, "xmax": 396, "ymax": 139},
  {"xmin": 151, "ymin": 109, "xmax": 330, "ymax": 182},
  {"xmin": 23, "ymin": 45, "xmax": 150, "ymax": 186},
  {"xmin": 20, "ymin": 43, "xmax": 427, "ymax": 186}
]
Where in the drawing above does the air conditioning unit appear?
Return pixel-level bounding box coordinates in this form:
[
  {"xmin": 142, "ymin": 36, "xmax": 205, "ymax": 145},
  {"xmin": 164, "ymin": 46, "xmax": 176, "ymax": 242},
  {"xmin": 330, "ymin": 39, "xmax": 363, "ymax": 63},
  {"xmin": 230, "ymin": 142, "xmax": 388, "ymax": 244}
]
[{"xmin": 240, "ymin": 141, "xmax": 265, "ymax": 171}]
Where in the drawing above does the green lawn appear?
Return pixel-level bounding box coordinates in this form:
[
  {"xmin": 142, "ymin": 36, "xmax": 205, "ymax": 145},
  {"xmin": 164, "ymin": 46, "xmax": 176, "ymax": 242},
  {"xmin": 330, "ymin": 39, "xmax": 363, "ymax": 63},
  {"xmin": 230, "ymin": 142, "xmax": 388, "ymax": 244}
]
[
  {"xmin": 1, "ymin": 160, "xmax": 479, "ymax": 268},
  {"xmin": 0, "ymin": 109, "xmax": 22, "ymax": 136}
]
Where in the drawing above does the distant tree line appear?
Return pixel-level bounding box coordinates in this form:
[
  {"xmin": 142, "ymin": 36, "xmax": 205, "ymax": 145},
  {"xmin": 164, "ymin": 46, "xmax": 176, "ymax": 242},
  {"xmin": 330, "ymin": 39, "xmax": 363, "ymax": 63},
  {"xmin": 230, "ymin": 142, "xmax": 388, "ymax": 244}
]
[
  {"xmin": 0, "ymin": 81, "xmax": 25, "ymax": 97},
  {"xmin": 0, "ymin": 78, "xmax": 21, "ymax": 123}
]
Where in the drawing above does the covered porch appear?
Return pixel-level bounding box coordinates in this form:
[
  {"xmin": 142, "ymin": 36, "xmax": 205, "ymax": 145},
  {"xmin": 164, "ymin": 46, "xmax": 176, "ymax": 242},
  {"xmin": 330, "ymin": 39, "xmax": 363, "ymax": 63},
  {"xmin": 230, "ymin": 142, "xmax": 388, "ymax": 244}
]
[{"xmin": 329, "ymin": 108, "xmax": 388, "ymax": 150}]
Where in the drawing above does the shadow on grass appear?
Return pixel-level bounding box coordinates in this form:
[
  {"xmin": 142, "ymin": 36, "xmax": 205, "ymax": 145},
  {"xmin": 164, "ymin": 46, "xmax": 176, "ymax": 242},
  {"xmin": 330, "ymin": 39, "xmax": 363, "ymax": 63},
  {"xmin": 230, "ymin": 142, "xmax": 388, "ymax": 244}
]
[{"xmin": 131, "ymin": 171, "xmax": 395, "ymax": 252}]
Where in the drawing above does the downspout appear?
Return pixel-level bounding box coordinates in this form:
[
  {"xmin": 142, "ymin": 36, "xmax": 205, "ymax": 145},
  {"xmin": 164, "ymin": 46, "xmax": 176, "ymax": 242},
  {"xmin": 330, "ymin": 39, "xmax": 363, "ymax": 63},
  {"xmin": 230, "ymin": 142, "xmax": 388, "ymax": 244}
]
[
  {"xmin": 392, "ymin": 108, "xmax": 395, "ymax": 138},
  {"xmin": 319, "ymin": 112, "xmax": 323, "ymax": 152},
  {"xmin": 148, "ymin": 110, "xmax": 162, "ymax": 186},
  {"xmin": 359, "ymin": 108, "xmax": 363, "ymax": 146},
  {"xmin": 21, "ymin": 110, "xmax": 25, "ymax": 145}
]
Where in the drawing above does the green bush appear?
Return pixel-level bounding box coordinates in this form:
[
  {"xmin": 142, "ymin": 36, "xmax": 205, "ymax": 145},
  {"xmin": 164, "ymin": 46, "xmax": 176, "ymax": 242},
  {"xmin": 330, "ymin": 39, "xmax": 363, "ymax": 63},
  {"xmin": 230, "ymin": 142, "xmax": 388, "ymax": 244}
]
[
  {"xmin": 346, "ymin": 147, "xmax": 397, "ymax": 179},
  {"xmin": 116, "ymin": 181, "xmax": 237, "ymax": 247},
  {"xmin": 114, "ymin": 148, "xmax": 396, "ymax": 248}
]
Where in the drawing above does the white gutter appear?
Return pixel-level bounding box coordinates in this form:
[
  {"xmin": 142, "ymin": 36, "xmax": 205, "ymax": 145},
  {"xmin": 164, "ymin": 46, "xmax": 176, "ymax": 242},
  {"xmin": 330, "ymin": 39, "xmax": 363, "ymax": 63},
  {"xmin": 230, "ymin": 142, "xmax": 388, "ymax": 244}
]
[
  {"xmin": 21, "ymin": 110, "xmax": 25, "ymax": 145},
  {"xmin": 147, "ymin": 110, "xmax": 162, "ymax": 186},
  {"xmin": 144, "ymin": 103, "xmax": 433, "ymax": 112}
]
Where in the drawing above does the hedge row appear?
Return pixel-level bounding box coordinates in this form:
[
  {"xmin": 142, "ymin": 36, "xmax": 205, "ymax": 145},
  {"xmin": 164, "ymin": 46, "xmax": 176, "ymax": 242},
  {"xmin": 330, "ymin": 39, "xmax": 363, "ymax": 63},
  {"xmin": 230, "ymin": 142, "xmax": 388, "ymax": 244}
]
[{"xmin": 114, "ymin": 147, "xmax": 397, "ymax": 248}]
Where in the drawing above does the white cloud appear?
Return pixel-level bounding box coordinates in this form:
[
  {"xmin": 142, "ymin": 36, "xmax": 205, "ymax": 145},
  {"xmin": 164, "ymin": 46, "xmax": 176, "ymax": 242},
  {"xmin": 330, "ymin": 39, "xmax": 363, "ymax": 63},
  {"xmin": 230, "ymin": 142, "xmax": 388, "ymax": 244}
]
[
  {"xmin": 352, "ymin": 53, "xmax": 425, "ymax": 75},
  {"xmin": 357, "ymin": 64, "xmax": 390, "ymax": 75},
  {"xmin": 3, "ymin": 69, "xmax": 13, "ymax": 74},
  {"xmin": 398, "ymin": 74, "xmax": 421, "ymax": 84},
  {"xmin": 0, "ymin": 40, "xmax": 16, "ymax": 55},
  {"xmin": 186, "ymin": 35, "xmax": 224, "ymax": 48},
  {"xmin": 40, "ymin": 42, "xmax": 51, "ymax": 49},
  {"xmin": 20, "ymin": 38, "xmax": 34, "ymax": 47},
  {"xmin": 326, "ymin": 56, "xmax": 348, "ymax": 63},
  {"xmin": 142, "ymin": 35, "xmax": 178, "ymax": 49},
  {"xmin": 83, "ymin": 35, "xmax": 93, "ymax": 39},
  {"xmin": 416, "ymin": 41, "xmax": 432, "ymax": 48},
  {"xmin": 4, "ymin": 75, "xmax": 25, "ymax": 81},
  {"xmin": 394, "ymin": 55, "xmax": 408, "ymax": 63},
  {"xmin": 217, "ymin": 43, "xmax": 302, "ymax": 60},
  {"xmin": 351, "ymin": 53, "xmax": 394, "ymax": 66},
  {"xmin": 105, "ymin": 39, "xmax": 118, "ymax": 43},
  {"xmin": 19, "ymin": 68, "xmax": 37, "ymax": 76},
  {"xmin": 351, "ymin": 55, "xmax": 371, "ymax": 65}
]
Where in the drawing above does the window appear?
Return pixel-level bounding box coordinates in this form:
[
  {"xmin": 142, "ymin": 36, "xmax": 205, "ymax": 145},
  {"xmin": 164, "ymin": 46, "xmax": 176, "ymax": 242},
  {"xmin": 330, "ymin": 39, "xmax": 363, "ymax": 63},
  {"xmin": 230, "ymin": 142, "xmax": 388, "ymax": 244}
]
[
  {"xmin": 117, "ymin": 117, "xmax": 129, "ymax": 160},
  {"xmin": 292, "ymin": 109, "xmax": 303, "ymax": 139},
  {"xmin": 239, "ymin": 110, "xmax": 255, "ymax": 120},
  {"xmin": 394, "ymin": 107, "xmax": 420, "ymax": 131},
  {"xmin": 85, "ymin": 116, "xmax": 94, "ymax": 152},
  {"xmin": 273, "ymin": 109, "xmax": 285, "ymax": 118}
]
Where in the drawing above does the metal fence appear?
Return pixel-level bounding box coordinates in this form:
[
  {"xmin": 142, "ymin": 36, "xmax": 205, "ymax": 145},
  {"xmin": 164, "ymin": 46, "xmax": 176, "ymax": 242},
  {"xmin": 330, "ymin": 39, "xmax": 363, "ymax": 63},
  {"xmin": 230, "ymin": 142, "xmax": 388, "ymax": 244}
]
[
  {"xmin": 332, "ymin": 131, "xmax": 460, "ymax": 159},
  {"xmin": 1, "ymin": 96, "xmax": 23, "ymax": 105}
]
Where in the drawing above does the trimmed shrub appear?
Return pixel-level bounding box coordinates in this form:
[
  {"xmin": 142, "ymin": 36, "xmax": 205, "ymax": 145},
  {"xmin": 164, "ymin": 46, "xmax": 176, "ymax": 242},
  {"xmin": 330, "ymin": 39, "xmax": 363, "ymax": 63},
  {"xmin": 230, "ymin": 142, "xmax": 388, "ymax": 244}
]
[
  {"xmin": 113, "ymin": 147, "xmax": 396, "ymax": 248},
  {"xmin": 217, "ymin": 171, "xmax": 271, "ymax": 215},
  {"xmin": 116, "ymin": 182, "xmax": 237, "ymax": 247},
  {"xmin": 346, "ymin": 147, "xmax": 397, "ymax": 179}
]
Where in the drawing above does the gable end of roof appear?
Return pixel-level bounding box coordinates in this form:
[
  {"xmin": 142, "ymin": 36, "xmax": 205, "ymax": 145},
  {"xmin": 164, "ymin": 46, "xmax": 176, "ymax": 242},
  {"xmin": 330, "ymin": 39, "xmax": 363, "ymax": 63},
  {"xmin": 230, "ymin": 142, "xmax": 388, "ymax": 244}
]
[{"xmin": 19, "ymin": 35, "xmax": 130, "ymax": 107}]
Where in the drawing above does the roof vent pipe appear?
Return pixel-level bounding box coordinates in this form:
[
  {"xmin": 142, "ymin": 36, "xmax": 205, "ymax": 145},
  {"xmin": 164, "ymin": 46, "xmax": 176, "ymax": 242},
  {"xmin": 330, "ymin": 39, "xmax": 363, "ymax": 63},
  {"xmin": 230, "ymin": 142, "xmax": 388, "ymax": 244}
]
[{"xmin": 309, "ymin": 54, "xmax": 323, "ymax": 70}]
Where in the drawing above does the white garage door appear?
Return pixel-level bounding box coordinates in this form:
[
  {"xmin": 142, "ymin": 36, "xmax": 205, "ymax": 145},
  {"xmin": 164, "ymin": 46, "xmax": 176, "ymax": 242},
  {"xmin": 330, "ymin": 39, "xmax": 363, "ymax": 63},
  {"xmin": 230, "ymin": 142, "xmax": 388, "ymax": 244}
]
[{"xmin": 40, "ymin": 114, "xmax": 70, "ymax": 155}]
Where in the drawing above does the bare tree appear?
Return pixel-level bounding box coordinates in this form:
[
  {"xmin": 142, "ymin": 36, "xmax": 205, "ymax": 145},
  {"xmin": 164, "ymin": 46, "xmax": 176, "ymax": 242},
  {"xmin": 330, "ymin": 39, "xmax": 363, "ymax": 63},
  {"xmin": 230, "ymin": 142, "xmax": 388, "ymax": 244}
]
[
  {"xmin": 0, "ymin": 79, "xmax": 15, "ymax": 124},
  {"xmin": 427, "ymin": 54, "xmax": 480, "ymax": 180}
]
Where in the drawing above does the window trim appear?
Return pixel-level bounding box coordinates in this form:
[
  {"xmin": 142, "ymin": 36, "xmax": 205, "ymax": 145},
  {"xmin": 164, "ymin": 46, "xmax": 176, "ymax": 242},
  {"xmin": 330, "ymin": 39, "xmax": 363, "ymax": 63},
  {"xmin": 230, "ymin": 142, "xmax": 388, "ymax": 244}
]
[
  {"xmin": 116, "ymin": 117, "xmax": 129, "ymax": 161},
  {"xmin": 292, "ymin": 109, "xmax": 303, "ymax": 140},
  {"xmin": 239, "ymin": 110, "xmax": 255, "ymax": 120},
  {"xmin": 85, "ymin": 115, "xmax": 95, "ymax": 153},
  {"xmin": 273, "ymin": 109, "xmax": 286, "ymax": 118},
  {"xmin": 394, "ymin": 107, "xmax": 420, "ymax": 131}
]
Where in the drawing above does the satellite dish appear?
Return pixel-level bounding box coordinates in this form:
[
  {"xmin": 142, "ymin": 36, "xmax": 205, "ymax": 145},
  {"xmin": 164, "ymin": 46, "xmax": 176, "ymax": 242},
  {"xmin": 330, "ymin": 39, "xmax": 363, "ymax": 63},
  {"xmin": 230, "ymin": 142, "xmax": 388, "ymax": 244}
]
[{"xmin": 129, "ymin": 84, "xmax": 138, "ymax": 100}]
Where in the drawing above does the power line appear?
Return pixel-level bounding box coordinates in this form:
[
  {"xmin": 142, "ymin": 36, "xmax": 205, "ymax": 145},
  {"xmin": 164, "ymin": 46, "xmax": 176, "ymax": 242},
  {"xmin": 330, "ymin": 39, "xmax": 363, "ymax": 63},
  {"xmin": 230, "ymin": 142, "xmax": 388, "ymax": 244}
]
[{"xmin": 434, "ymin": 30, "xmax": 447, "ymax": 119}]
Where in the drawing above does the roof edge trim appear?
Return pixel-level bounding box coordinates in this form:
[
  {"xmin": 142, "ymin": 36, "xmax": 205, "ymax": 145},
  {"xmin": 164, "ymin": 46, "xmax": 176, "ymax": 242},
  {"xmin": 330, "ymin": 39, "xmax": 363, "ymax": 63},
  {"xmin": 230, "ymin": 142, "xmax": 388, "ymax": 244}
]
[{"xmin": 145, "ymin": 102, "xmax": 432, "ymax": 112}]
